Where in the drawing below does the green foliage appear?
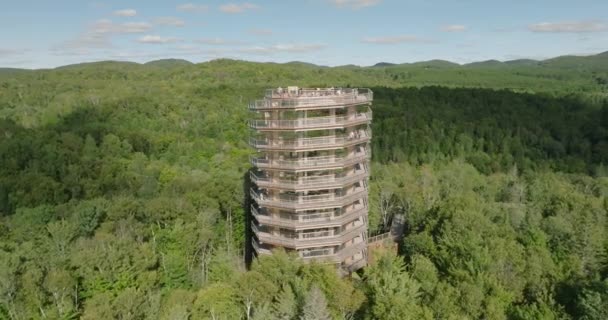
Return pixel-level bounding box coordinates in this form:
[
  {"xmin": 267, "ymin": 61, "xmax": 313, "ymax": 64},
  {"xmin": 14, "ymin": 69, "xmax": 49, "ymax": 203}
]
[
  {"xmin": 0, "ymin": 59, "xmax": 606, "ymax": 319},
  {"xmin": 193, "ymin": 283, "xmax": 241, "ymax": 320},
  {"xmin": 371, "ymin": 87, "xmax": 607, "ymax": 173},
  {"xmin": 576, "ymin": 280, "xmax": 608, "ymax": 320},
  {"xmin": 301, "ymin": 285, "xmax": 332, "ymax": 320},
  {"xmin": 378, "ymin": 161, "xmax": 607, "ymax": 319},
  {"xmin": 363, "ymin": 252, "xmax": 431, "ymax": 319},
  {"xmin": 273, "ymin": 284, "xmax": 298, "ymax": 320}
]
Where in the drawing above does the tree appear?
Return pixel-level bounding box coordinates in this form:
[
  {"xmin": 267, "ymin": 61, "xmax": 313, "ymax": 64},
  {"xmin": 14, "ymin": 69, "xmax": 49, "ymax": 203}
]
[
  {"xmin": 577, "ymin": 280, "xmax": 608, "ymax": 320},
  {"xmin": 193, "ymin": 283, "xmax": 242, "ymax": 320},
  {"xmin": 46, "ymin": 219, "xmax": 76, "ymax": 260},
  {"xmin": 300, "ymin": 285, "xmax": 331, "ymax": 320},
  {"xmin": 252, "ymin": 303, "xmax": 273, "ymax": 320},
  {"xmin": 0, "ymin": 250, "xmax": 18, "ymax": 320},
  {"xmin": 272, "ymin": 284, "xmax": 298, "ymax": 320},
  {"xmin": 236, "ymin": 271, "xmax": 278, "ymax": 320},
  {"xmin": 44, "ymin": 268, "xmax": 77, "ymax": 318},
  {"xmin": 81, "ymin": 292, "xmax": 114, "ymax": 320},
  {"xmin": 1, "ymin": 61, "xmax": 607, "ymax": 320},
  {"xmin": 159, "ymin": 289, "xmax": 195, "ymax": 320},
  {"xmin": 364, "ymin": 252, "xmax": 431, "ymax": 320},
  {"xmin": 112, "ymin": 287, "xmax": 147, "ymax": 320}
]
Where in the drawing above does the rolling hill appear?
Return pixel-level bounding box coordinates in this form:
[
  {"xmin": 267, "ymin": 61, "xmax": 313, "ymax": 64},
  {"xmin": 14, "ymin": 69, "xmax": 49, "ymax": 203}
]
[{"xmin": 144, "ymin": 59, "xmax": 194, "ymax": 68}]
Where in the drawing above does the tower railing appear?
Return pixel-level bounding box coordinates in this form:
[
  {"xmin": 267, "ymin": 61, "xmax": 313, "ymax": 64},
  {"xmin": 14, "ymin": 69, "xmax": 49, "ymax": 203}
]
[
  {"xmin": 252, "ymin": 238, "xmax": 272, "ymax": 255},
  {"xmin": 252, "ymin": 205, "xmax": 367, "ymax": 229},
  {"xmin": 250, "ymin": 130, "xmax": 371, "ymax": 150},
  {"xmin": 250, "ymin": 169, "xmax": 368, "ymax": 190},
  {"xmin": 265, "ymin": 88, "xmax": 365, "ymax": 98},
  {"xmin": 344, "ymin": 257, "xmax": 367, "ymax": 272},
  {"xmin": 253, "ymin": 239, "xmax": 368, "ymax": 266},
  {"xmin": 249, "ymin": 86, "xmax": 372, "ymax": 273},
  {"xmin": 299, "ymin": 241, "xmax": 367, "ymax": 263},
  {"xmin": 249, "ymin": 111, "xmax": 372, "ymax": 130},
  {"xmin": 252, "ymin": 221, "xmax": 366, "ymax": 248},
  {"xmin": 251, "ymin": 150, "xmax": 370, "ymax": 170},
  {"xmin": 250, "ymin": 88, "xmax": 373, "ymax": 110},
  {"xmin": 250, "ymin": 188, "xmax": 368, "ymax": 210}
]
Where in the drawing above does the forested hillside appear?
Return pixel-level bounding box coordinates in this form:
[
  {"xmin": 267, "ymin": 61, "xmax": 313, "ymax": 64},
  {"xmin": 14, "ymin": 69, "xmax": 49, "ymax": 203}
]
[{"xmin": 0, "ymin": 58, "xmax": 606, "ymax": 319}]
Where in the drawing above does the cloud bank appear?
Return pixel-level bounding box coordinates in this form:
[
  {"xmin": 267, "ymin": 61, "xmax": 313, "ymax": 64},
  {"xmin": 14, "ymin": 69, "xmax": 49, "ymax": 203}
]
[
  {"xmin": 219, "ymin": 3, "xmax": 259, "ymax": 14},
  {"xmin": 330, "ymin": 0, "xmax": 382, "ymax": 9},
  {"xmin": 362, "ymin": 35, "xmax": 433, "ymax": 44},
  {"xmin": 529, "ymin": 21, "xmax": 607, "ymax": 33}
]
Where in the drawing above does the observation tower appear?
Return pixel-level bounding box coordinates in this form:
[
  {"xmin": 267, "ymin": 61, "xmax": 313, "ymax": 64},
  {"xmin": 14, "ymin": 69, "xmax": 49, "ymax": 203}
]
[{"xmin": 249, "ymin": 86, "xmax": 373, "ymax": 272}]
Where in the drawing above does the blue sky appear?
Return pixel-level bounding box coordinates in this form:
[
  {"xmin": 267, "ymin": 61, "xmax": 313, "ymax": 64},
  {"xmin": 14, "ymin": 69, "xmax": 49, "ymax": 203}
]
[{"xmin": 1, "ymin": 0, "xmax": 607, "ymax": 68}]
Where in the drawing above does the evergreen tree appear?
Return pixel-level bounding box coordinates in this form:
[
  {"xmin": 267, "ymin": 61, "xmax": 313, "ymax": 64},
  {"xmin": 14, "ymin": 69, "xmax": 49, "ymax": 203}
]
[
  {"xmin": 300, "ymin": 285, "xmax": 331, "ymax": 320},
  {"xmin": 273, "ymin": 284, "xmax": 298, "ymax": 320}
]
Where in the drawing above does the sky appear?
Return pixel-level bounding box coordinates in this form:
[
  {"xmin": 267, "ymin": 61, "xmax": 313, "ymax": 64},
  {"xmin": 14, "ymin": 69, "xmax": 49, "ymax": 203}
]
[{"xmin": 0, "ymin": 0, "xmax": 607, "ymax": 68}]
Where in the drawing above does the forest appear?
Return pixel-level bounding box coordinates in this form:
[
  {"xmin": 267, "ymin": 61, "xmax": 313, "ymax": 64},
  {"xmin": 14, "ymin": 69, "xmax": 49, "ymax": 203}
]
[{"xmin": 0, "ymin": 56, "xmax": 607, "ymax": 319}]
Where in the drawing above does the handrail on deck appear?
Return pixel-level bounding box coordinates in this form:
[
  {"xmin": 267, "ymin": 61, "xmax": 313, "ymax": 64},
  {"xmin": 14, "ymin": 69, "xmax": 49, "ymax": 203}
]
[
  {"xmin": 250, "ymin": 187, "xmax": 367, "ymax": 204},
  {"xmin": 251, "ymin": 151, "xmax": 370, "ymax": 169},
  {"xmin": 265, "ymin": 87, "xmax": 371, "ymax": 99},
  {"xmin": 250, "ymin": 130, "xmax": 371, "ymax": 149},
  {"xmin": 249, "ymin": 111, "xmax": 372, "ymax": 129},
  {"xmin": 250, "ymin": 168, "xmax": 367, "ymax": 187},
  {"xmin": 253, "ymin": 221, "xmax": 366, "ymax": 247},
  {"xmin": 252, "ymin": 204, "xmax": 367, "ymax": 229},
  {"xmin": 250, "ymin": 88, "xmax": 373, "ymax": 110},
  {"xmin": 367, "ymin": 232, "xmax": 393, "ymax": 244}
]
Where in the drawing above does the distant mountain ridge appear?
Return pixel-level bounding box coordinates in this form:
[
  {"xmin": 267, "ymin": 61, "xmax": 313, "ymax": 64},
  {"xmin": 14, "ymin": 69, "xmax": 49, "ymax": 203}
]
[
  {"xmin": 0, "ymin": 68, "xmax": 33, "ymax": 74},
  {"xmin": 144, "ymin": 59, "xmax": 193, "ymax": 68},
  {"xmin": 1, "ymin": 51, "xmax": 607, "ymax": 71},
  {"xmin": 373, "ymin": 62, "xmax": 397, "ymax": 67},
  {"xmin": 411, "ymin": 60, "xmax": 460, "ymax": 68},
  {"xmin": 464, "ymin": 60, "xmax": 506, "ymax": 68},
  {"xmin": 370, "ymin": 51, "xmax": 608, "ymax": 70}
]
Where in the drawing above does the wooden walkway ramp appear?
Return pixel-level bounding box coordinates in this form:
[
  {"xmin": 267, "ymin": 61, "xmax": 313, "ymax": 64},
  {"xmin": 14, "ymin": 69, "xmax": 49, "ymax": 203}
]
[{"xmin": 366, "ymin": 214, "xmax": 406, "ymax": 264}]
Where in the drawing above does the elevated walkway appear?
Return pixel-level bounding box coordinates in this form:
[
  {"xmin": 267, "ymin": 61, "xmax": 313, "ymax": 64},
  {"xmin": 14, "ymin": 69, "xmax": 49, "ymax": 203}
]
[{"xmin": 366, "ymin": 214, "xmax": 406, "ymax": 265}]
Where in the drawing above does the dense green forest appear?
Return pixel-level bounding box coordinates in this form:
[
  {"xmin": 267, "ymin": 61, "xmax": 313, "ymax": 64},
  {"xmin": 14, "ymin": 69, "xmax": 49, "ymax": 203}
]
[{"xmin": 0, "ymin": 56, "xmax": 607, "ymax": 319}]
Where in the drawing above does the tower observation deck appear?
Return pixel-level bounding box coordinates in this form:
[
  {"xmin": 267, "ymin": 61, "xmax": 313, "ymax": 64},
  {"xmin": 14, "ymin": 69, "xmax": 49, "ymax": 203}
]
[{"xmin": 249, "ymin": 87, "xmax": 372, "ymax": 273}]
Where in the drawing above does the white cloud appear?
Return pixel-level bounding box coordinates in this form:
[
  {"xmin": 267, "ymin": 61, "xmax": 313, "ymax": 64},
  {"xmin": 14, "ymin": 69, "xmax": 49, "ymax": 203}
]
[
  {"xmin": 74, "ymin": 34, "xmax": 111, "ymax": 47},
  {"xmin": 108, "ymin": 46, "xmax": 226, "ymax": 60},
  {"xmin": 174, "ymin": 45, "xmax": 227, "ymax": 56},
  {"xmin": 362, "ymin": 35, "xmax": 434, "ymax": 44},
  {"xmin": 0, "ymin": 48, "xmax": 28, "ymax": 57},
  {"xmin": 89, "ymin": 2, "xmax": 107, "ymax": 9},
  {"xmin": 492, "ymin": 27, "xmax": 517, "ymax": 33},
  {"xmin": 55, "ymin": 33, "xmax": 112, "ymax": 52},
  {"xmin": 154, "ymin": 17, "xmax": 186, "ymax": 27},
  {"xmin": 504, "ymin": 54, "xmax": 548, "ymax": 61},
  {"xmin": 88, "ymin": 19, "xmax": 114, "ymax": 34},
  {"xmin": 53, "ymin": 19, "xmax": 152, "ymax": 54},
  {"xmin": 173, "ymin": 44, "xmax": 206, "ymax": 54},
  {"xmin": 51, "ymin": 48, "xmax": 95, "ymax": 56},
  {"xmin": 248, "ymin": 28, "xmax": 273, "ymax": 36},
  {"xmin": 239, "ymin": 43, "xmax": 326, "ymax": 54},
  {"xmin": 92, "ymin": 19, "xmax": 152, "ymax": 34},
  {"xmin": 0, "ymin": 59, "xmax": 33, "ymax": 67},
  {"xmin": 110, "ymin": 51, "xmax": 168, "ymax": 59},
  {"xmin": 219, "ymin": 3, "xmax": 259, "ymax": 14},
  {"xmin": 177, "ymin": 3, "xmax": 209, "ymax": 12},
  {"xmin": 441, "ymin": 25, "xmax": 467, "ymax": 32},
  {"xmin": 329, "ymin": 0, "xmax": 381, "ymax": 9},
  {"xmin": 113, "ymin": 9, "xmax": 137, "ymax": 17},
  {"xmin": 196, "ymin": 38, "xmax": 247, "ymax": 45},
  {"xmin": 529, "ymin": 20, "xmax": 608, "ymax": 33},
  {"xmin": 137, "ymin": 35, "xmax": 180, "ymax": 44},
  {"xmin": 119, "ymin": 22, "xmax": 153, "ymax": 33}
]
